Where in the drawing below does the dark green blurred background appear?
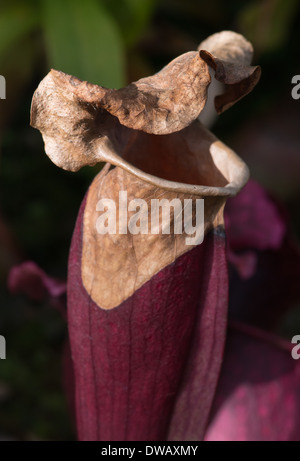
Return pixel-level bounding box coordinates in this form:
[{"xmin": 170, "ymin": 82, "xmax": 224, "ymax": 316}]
[{"xmin": 0, "ymin": 0, "xmax": 300, "ymax": 440}]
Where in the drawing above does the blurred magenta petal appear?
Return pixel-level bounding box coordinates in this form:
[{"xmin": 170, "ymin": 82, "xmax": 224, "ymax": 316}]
[
  {"xmin": 224, "ymin": 179, "xmax": 300, "ymax": 329},
  {"xmin": 225, "ymin": 179, "xmax": 300, "ymax": 328},
  {"xmin": 227, "ymin": 249, "xmax": 257, "ymax": 280},
  {"xmin": 229, "ymin": 235, "xmax": 300, "ymax": 329},
  {"xmin": 225, "ymin": 179, "xmax": 285, "ymax": 251},
  {"xmin": 224, "ymin": 179, "xmax": 286, "ymax": 279},
  {"xmin": 205, "ymin": 322, "xmax": 300, "ymax": 441},
  {"xmin": 8, "ymin": 261, "xmax": 66, "ymax": 311}
]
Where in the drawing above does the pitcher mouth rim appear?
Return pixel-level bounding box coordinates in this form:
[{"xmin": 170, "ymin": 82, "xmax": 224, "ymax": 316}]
[{"xmin": 99, "ymin": 123, "xmax": 250, "ymax": 198}]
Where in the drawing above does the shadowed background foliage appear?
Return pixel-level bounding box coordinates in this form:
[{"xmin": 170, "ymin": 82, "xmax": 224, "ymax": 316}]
[{"xmin": 0, "ymin": 0, "xmax": 300, "ymax": 440}]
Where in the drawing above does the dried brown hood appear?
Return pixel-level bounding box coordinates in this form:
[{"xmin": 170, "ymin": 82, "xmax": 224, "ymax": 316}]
[{"xmin": 30, "ymin": 30, "xmax": 260, "ymax": 186}]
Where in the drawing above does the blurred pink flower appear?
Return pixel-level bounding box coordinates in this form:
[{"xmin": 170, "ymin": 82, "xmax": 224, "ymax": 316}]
[
  {"xmin": 225, "ymin": 180, "xmax": 300, "ymax": 329},
  {"xmin": 225, "ymin": 179, "xmax": 286, "ymax": 279},
  {"xmin": 8, "ymin": 261, "xmax": 66, "ymax": 316},
  {"xmin": 205, "ymin": 322, "xmax": 300, "ymax": 441}
]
